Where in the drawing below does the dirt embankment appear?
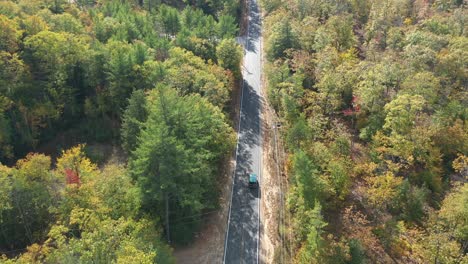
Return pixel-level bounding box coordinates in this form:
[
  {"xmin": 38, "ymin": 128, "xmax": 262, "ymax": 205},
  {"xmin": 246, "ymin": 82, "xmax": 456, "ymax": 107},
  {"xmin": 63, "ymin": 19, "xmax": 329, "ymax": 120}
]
[
  {"xmin": 259, "ymin": 27, "xmax": 284, "ymax": 263},
  {"xmin": 259, "ymin": 92, "xmax": 282, "ymax": 263}
]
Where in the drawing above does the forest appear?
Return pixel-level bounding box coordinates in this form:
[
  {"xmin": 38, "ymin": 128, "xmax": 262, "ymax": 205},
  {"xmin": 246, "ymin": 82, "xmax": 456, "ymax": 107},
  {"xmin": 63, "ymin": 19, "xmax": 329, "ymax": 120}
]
[
  {"xmin": 0, "ymin": 0, "xmax": 242, "ymax": 262},
  {"xmin": 262, "ymin": 0, "xmax": 467, "ymax": 263},
  {"xmin": 1, "ymin": 0, "xmax": 467, "ymax": 262}
]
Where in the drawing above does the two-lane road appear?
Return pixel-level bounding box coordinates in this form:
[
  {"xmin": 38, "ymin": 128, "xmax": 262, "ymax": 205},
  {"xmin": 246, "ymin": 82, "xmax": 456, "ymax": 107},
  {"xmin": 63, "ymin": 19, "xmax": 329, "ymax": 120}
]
[{"xmin": 223, "ymin": 0, "xmax": 262, "ymax": 262}]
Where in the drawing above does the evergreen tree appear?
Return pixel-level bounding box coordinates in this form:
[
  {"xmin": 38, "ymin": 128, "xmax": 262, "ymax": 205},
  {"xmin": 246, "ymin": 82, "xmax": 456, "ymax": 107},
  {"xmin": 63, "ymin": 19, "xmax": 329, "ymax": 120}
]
[
  {"xmin": 130, "ymin": 86, "xmax": 235, "ymax": 243},
  {"xmin": 121, "ymin": 90, "xmax": 148, "ymax": 154}
]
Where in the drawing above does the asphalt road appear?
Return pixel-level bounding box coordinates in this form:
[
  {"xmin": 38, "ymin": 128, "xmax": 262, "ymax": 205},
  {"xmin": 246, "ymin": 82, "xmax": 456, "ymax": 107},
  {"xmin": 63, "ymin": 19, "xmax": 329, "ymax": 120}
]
[{"xmin": 223, "ymin": 0, "xmax": 262, "ymax": 262}]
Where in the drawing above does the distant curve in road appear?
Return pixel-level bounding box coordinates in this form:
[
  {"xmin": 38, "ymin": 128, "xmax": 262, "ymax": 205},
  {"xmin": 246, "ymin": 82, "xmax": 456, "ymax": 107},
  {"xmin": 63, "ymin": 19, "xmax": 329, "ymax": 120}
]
[{"xmin": 223, "ymin": 0, "xmax": 262, "ymax": 262}]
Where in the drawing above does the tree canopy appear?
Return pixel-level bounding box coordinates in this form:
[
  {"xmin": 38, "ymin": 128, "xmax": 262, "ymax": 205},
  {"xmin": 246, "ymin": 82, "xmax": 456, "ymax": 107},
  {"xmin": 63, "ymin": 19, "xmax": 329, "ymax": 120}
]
[
  {"xmin": 0, "ymin": 0, "xmax": 241, "ymax": 261},
  {"xmin": 262, "ymin": 0, "xmax": 467, "ymax": 262}
]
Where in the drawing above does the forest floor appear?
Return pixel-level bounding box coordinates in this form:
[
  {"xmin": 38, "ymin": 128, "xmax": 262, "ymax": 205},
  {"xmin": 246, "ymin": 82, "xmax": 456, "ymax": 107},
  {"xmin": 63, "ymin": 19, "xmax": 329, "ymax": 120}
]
[{"xmin": 34, "ymin": 127, "xmax": 126, "ymax": 167}]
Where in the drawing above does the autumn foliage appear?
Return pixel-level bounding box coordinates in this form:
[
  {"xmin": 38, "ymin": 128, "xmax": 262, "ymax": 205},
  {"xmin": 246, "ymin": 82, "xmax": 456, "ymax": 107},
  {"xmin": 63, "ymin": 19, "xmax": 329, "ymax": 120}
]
[{"xmin": 263, "ymin": 0, "xmax": 467, "ymax": 262}]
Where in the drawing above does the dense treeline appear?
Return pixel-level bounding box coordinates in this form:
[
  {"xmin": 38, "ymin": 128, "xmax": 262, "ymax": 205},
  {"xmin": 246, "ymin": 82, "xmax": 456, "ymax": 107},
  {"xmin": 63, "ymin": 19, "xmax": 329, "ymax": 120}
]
[
  {"xmin": 0, "ymin": 0, "xmax": 240, "ymax": 162},
  {"xmin": 1, "ymin": 147, "xmax": 174, "ymax": 263},
  {"xmin": 0, "ymin": 0, "xmax": 241, "ymax": 261},
  {"xmin": 262, "ymin": 0, "xmax": 467, "ymax": 263}
]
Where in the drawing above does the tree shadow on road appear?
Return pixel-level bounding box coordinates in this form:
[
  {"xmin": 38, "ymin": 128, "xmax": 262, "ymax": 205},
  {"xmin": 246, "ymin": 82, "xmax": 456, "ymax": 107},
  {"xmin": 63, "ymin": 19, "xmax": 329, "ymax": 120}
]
[{"xmin": 244, "ymin": 0, "xmax": 262, "ymax": 53}]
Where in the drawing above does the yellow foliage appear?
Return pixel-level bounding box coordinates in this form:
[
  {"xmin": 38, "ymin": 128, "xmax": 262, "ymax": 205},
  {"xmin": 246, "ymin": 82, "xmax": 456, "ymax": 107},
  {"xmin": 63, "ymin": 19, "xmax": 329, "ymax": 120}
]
[
  {"xmin": 365, "ymin": 172, "xmax": 403, "ymax": 209},
  {"xmin": 56, "ymin": 144, "xmax": 97, "ymax": 182},
  {"xmin": 69, "ymin": 207, "xmax": 102, "ymax": 231},
  {"xmin": 452, "ymin": 154, "xmax": 467, "ymax": 178},
  {"xmin": 438, "ymin": 183, "xmax": 468, "ymax": 241},
  {"xmin": 15, "ymin": 243, "xmax": 48, "ymax": 264},
  {"xmin": 116, "ymin": 243, "xmax": 156, "ymax": 264},
  {"xmin": 22, "ymin": 15, "xmax": 48, "ymax": 35},
  {"xmin": 339, "ymin": 48, "xmax": 358, "ymax": 62},
  {"xmin": 0, "ymin": 14, "xmax": 23, "ymax": 52},
  {"xmin": 388, "ymin": 221, "xmax": 412, "ymax": 257},
  {"xmin": 15, "ymin": 153, "xmax": 51, "ymax": 181},
  {"xmin": 45, "ymin": 224, "xmax": 69, "ymax": 248},
  {"xmin": 403, "ymin": 17, "xmax": 412, "ymax": 26},
  {"xmin": 353, "ymin": 162, "xmax": 378, "ymax": 178}
]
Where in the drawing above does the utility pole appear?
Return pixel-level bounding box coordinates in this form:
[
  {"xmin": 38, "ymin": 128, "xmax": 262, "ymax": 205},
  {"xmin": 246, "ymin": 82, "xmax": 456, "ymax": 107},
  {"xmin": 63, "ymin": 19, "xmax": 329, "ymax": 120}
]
[{"xmin": 165, "ymin": 192, "xmax": 170, "ymax": 243}]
